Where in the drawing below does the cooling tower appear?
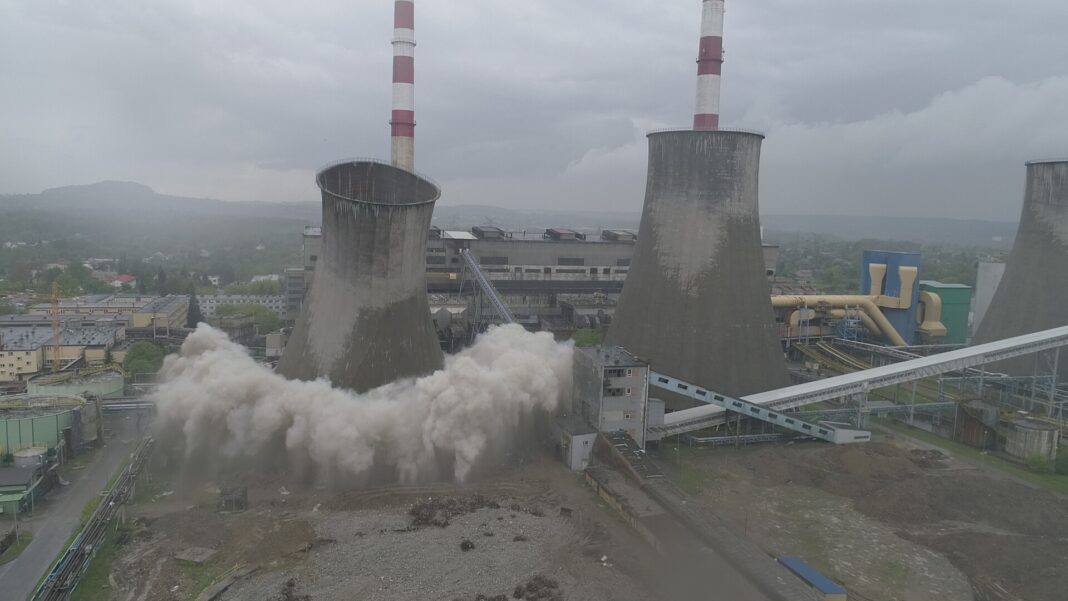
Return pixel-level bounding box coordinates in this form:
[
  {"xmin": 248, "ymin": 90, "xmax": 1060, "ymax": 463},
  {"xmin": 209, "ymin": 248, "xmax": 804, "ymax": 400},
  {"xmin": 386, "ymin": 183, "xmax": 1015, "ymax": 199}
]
[
  {"xmin": 278, "ymin": 160, "xmax": 443, "ymax": 392},
  {"xmin": 973, "ymin": 160, "xmax": 1068, "ymax": 379},
  {"xmin": 605, "ymin": 130, "xmax": 788, "ymax": 399}
]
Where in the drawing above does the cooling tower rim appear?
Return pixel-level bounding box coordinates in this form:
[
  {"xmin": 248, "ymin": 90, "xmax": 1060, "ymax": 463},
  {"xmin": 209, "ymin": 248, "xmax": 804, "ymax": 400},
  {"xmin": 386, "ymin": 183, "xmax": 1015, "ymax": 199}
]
[
  {"xmin": 1024, "ymin": 158, "xmax": 1068, "ymax": 166},
  {"xmin": 646, "ymin": 127, "xmax": 765, "ymax": 139},
  {"xmin": 315, "ymin": 157, "xmax": 441, "ymax": 207}
]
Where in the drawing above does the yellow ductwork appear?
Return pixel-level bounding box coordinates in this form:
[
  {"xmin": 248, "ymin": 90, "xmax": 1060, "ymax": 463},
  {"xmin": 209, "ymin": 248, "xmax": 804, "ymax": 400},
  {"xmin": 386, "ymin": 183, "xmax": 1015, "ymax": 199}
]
[
  {"xmin": 771, "ymin": 295, "xmax": 909, "ymax": 347},
  {"xmin": 917, "ymin": 290, "xmax": 948, "ymax": 337},
  {"xmin": 867, "ymin": 263, "xmax": 916, "ymax": 309},
  {"xmin": 786, "ymin": 307, "xmax": 881, "ymax": 338}
]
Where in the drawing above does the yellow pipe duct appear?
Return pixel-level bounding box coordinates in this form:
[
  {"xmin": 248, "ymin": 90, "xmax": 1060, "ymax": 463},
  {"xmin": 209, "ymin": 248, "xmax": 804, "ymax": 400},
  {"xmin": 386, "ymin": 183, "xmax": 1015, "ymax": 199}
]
[
  {"xmin": 786, "ymin": 307, "xmax": 881, "ymax": 338},
  {"xmin": 771, "ymin": 295, "xmax": 909, "ymax": 346},
  {"xmin": 866, "ymin": 263, "xmax": 916, "ymax": 309},
  {"xmin": 917, "ymin": 290, "xmax": 948, "ymax": 337}
]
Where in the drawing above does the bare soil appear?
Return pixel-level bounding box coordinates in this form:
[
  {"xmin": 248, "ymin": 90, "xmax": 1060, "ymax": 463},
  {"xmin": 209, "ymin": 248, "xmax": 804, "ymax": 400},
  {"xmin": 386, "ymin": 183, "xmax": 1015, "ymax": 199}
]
[{"xmin": 675, "ymin": 436, "xmax": 1068, "ymax": 601}]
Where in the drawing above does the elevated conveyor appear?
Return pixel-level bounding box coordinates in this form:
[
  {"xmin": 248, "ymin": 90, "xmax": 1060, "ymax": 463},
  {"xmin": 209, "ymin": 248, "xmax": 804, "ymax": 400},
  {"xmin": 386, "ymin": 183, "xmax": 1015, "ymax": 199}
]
[
  {"xmin": 654, "ymin": 325, "xmax": 1068, "ymax": 437},
  {"xmin": 649, "ymin": 372, "xmax": 871, "ymax": 444},
  {"xmin": 460, "ymin": 249, "xmax": 515, "ymax": 324}
]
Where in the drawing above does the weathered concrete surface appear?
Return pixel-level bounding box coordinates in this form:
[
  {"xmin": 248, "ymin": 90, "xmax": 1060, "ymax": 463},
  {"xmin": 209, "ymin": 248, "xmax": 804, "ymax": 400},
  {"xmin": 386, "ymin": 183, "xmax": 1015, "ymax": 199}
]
[
  {"xmin": 278, "ymin": 161, "xmax": 443, "ymax": 392},
  {"xmin": 974, "ymin": 160, "xmax": 1068, "ymax": 380},
  {"xmin": 606, "ymin": 131, "xmax": 788, "ymax": 399}
]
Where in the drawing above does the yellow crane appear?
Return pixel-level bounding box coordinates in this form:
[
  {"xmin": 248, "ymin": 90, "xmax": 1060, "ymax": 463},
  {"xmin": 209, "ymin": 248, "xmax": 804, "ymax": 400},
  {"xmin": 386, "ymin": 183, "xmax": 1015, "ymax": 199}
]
[{"xmin": 51, "ymin": 280, "xmax": 60, "ymax": 372}]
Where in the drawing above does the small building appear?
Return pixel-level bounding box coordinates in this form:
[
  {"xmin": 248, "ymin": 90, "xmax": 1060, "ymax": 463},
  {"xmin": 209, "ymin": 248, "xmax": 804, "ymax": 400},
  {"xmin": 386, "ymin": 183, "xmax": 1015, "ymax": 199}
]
[
  {"xmin": 265, "ymin": 331, "xmax": 287, "ymax": 359},
  {"xmin": 550, "ymin": 415, "xmax": 597, "ymax": 471},
  {"xmin": 216, "ymin": 314, "xmax": 256, "ymax": 345},
  {"xmin": 920, "ymin": 281, "xmax": 972, "ymax": 344},
  {"xmin": 0, "ymin": 466, "xmax": 45, "ymax": 518},
  {"xmin": 600, "ymin": 230, "xmax": 636, "ymax": 243},
  {"xmin": 573, "ymin": 346, "xmax": 651, "ymax": 447},
  {"xmin": 544, "ymin": 228, "xmax": 585, "ymax": 241},
  {"xmin": 1004, "ymin": 417, "xmax": 1059, "ymax": 462},
  {"xmin": 471, "ymin": 226, "xmax": 506, "ymax": 240}
]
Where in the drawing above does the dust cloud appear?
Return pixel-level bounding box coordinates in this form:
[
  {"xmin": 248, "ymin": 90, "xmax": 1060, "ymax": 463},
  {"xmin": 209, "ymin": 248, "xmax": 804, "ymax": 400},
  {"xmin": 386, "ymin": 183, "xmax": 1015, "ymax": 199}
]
[{"xmin": 151, "ymin": 323, "xmax": 573, "ymax": 483}]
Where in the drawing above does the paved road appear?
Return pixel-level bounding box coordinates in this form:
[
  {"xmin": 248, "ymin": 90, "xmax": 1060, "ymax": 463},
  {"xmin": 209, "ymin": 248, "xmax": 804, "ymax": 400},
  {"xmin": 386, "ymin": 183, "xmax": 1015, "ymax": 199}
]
[{"xmin": 0, "ymin": 415, "xmax": 141, "ymax": 601}]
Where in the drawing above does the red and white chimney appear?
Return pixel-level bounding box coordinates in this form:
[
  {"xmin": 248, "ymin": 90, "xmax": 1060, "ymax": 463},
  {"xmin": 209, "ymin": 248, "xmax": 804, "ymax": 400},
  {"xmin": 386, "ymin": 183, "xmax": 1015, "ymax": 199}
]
[
  {"xmin": 693, "ymin": 0, "xmax": 724, "ymax": 131},
  {"xmin": 391, "ymin": 0, "xmax": 416, "ymax": 170}
]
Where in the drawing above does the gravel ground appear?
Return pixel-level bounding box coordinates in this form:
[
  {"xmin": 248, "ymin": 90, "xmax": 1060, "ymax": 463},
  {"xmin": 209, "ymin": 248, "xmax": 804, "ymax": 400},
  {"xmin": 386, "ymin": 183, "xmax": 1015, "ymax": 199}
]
[{"xmin": 221, "ymin": 501, "xmax": 645, "ymax": 601}]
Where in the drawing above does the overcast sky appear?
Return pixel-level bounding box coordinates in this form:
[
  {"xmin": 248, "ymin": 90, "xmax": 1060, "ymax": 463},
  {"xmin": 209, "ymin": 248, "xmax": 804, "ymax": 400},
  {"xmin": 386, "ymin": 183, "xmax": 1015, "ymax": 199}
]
[{"xmin": 2, "ymin": 0, "xmax": 1066, "ymax": 220}]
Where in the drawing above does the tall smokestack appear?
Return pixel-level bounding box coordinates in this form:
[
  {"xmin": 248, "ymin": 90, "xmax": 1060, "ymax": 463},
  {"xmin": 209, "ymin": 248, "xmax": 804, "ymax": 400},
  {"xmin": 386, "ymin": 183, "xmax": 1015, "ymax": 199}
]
[
  {"xmin": 693, "ymin": 0, "xmax": 724, "ymax": 131},
  {"xmin": 391, "ymin": 0, "xmax": 416, "ymax": 170},
  {"xmin": 973, "ymin": 160, "xmax": 1068, "ymax": 380}
]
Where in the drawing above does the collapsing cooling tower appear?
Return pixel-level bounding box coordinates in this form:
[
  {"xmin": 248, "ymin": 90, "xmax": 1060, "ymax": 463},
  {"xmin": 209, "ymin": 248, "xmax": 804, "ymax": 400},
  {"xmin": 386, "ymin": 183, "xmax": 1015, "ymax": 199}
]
[
  {"xmin": 973, "ymin": 160, "xmax": 1068, "ymax": 379},
  {"xmin": 278, "ymin": 160, "xmax": 443, "ymax": 392},
  {"xmin": 605, "ymin": 130, "xmax": 788, "ymax": 398}
]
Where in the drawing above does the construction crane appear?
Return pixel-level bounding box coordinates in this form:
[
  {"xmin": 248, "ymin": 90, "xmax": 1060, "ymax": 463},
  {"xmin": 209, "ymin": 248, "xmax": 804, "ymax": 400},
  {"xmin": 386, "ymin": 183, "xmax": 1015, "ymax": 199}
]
[{"xmin": 51, "ymin": 280, "xmax": 60, "ymax": 372}]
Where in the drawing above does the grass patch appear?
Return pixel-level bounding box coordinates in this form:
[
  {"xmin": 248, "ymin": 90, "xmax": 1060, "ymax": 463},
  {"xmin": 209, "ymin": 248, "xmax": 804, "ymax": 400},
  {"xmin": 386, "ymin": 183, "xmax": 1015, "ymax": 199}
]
[
  {"xmin": 875, "ymin": 418, "xmax": 1068, "ymax": 495},
  {"xmin": 68, "ymin": 526, "xmax": 123, "ymax": 601},
  {"xmin": 0, "ymin": 532, "xmax": 32, "ymax": 565},
  {"xmin": 80, "ymin": 496, "xmax": 103, "ymax": 525}
]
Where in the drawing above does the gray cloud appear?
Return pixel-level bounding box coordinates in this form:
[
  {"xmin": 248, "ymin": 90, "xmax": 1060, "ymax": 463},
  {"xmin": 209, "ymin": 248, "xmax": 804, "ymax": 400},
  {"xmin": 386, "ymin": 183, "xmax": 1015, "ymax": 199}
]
[{"xmin": 1, "ymin": 0, "xmax": 1065, "ymax": 220}]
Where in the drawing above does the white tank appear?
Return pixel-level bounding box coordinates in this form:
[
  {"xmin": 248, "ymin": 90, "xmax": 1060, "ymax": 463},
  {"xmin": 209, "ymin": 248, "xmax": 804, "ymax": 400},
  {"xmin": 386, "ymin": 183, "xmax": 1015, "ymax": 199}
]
[{"xmin": 13, "ymin": 447, "xmax": 47, "ymax": 468}]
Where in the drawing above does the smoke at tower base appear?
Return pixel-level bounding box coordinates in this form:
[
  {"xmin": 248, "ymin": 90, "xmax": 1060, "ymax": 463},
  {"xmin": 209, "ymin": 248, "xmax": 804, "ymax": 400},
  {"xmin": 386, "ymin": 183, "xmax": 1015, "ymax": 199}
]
[{"xmin": 151, "ymin": 323, "xmax": 573, "ymax": 483}]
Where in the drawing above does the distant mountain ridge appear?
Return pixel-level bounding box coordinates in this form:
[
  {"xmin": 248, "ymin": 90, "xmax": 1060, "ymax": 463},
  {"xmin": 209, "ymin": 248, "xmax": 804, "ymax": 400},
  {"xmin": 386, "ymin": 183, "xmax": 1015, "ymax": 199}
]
[{"xmin": 1, "ymin": 181, "xmax": 1016, "ymax": 247}]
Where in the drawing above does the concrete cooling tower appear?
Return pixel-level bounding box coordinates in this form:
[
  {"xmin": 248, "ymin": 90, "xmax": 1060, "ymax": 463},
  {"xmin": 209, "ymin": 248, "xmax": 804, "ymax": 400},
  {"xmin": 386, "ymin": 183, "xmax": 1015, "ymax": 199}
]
[
  {"xmin": 278, "ymin": 160, "xmax": 443, "ymax": 392},
  {"xmin": 605, "ymin": 130, "xmax": 788, "ymax": 399},
  {"xmin": 973, "ymin": 160, "xmax": 1068, "ymax": 379}
]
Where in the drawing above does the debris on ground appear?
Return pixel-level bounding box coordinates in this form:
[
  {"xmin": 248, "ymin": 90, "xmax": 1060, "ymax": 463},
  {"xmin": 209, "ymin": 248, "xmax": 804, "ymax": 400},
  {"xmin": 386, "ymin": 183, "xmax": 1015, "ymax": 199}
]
[
  {"xmin": 409, "ymin": 495, "xmax": 500, "ymax": 528},
  {"xmin": 460, "ymin": 539, "xmax": 475, "ymax": 551},
  {"xmin": 512, "ymin": 575, "xmax": 563, "ymax": 601}
]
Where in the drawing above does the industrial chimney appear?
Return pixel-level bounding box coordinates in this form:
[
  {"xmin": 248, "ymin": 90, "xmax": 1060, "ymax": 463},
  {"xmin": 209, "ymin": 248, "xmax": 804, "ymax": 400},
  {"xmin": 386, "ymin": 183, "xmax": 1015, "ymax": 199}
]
[
  {"xmin": 693, "ymin": 0, "xmax": 724, "ymax": 131},
  {"xmin": 605, "ymin": 1, "xmax": 787, "ymax": 402},
  {"xmin": 973, "ymin": 160, "xmax": 1068, "ymax": 380},
  {"xmin": 278, "ymin": 161, "xmax": 443, "ymax": 393},
  {"xmin": 391, "ymin": 0, "xmax": 416, "ymax": 170}
]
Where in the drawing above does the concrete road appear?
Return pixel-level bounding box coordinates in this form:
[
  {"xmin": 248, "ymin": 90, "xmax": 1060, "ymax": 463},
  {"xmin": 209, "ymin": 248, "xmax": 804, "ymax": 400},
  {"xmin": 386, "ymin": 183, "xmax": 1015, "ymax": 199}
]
[{"xmin": 0, "ymin": 415, "xmax": 142, "ymax": 601}]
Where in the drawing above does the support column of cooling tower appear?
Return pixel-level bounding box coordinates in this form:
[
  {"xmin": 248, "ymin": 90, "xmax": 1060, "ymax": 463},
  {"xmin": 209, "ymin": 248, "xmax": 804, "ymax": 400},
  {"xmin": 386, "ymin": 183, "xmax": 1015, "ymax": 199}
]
[
  {"xmin": 278, "ymin": 160, "xmax": 443, "ymax": 393},
  {"xmin": 391, "ymin": 0, "xmax": 416, "ymax": 171},
  {"xmin": 605, "ymin": 130, "xmax": 789, "ymax": 401},
  {"xmin": 693, "ymin": 0, "xmax": 724, "ymax": 131},
  {"xmin": 974, "ymin": 160, "xmax": 1068, "ymax": 381}
]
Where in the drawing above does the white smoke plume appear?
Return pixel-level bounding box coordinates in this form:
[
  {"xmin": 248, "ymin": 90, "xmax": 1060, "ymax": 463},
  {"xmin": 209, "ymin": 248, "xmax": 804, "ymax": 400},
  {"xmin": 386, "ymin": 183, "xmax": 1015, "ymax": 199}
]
[{"xmin": 151, "ymin": 323, "xmax": 573, "ymax": 483}]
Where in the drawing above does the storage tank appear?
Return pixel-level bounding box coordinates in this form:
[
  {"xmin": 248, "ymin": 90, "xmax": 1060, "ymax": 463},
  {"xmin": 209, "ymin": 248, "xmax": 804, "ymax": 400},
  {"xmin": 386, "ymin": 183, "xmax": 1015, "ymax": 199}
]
[
  {"xmin": 13, "ymin": 447, "xmax": 47, "ymax": 468},
  {"xmin": 27, "ymin": 369, "xmax": 124, "ymax": 399}
]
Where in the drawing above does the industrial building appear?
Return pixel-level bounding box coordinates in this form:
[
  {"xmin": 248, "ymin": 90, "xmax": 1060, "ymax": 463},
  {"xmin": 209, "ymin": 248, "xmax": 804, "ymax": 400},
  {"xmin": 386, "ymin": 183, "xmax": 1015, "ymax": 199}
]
[
  {"xmin": 28, "ymin": 294, "xmax": 189, "ymax": 334},
  {"xmin": 0, "ymin": 395, "xmax": 100, "ymax": 517},
  {"xmin": 573, "ymin": 347, "xmax": 652, "ymax": 447},
  {"xmin": 0, "ymin": 315, "xmax": 126, "ymax": 382},
  {"xmin": 197, "ymin": 294, "xmax": 286, "ymax": 320}
]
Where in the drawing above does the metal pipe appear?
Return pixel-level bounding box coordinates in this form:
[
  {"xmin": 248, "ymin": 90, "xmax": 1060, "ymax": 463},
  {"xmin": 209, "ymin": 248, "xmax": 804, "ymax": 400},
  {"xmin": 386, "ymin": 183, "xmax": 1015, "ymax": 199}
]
[{"xmin": 771, "ymin": 295, "xmax": 908, "ymax": 346}]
